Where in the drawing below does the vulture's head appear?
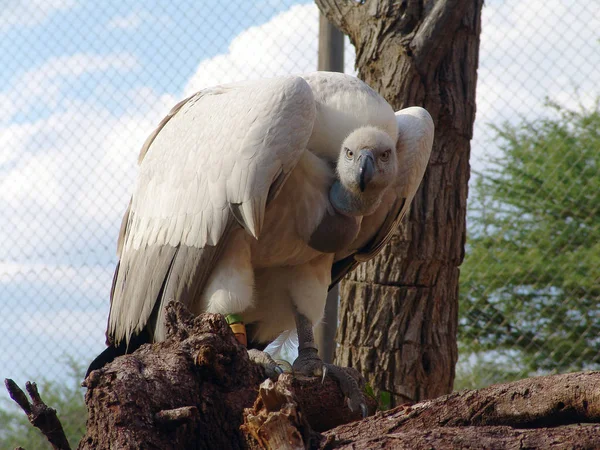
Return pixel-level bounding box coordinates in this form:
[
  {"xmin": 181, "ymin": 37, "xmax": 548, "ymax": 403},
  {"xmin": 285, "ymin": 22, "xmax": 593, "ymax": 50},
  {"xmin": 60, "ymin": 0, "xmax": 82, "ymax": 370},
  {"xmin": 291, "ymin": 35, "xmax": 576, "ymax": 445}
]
[
  {"xmin": 337, "ymin": 126, "xmax": 397, "ymax": 194},
  {"xmin": 330, "ymin": 126, "xmax": 398, "ymax": 217}
]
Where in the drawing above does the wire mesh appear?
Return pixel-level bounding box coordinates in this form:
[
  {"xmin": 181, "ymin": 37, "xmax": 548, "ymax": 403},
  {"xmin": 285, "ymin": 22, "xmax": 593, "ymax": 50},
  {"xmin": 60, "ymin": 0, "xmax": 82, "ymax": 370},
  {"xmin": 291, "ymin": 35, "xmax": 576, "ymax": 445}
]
[
  {"xmin": 0, "ymin": 0, "xmax": 598, "ymax": 433},
  {"xmin": 458, "ymin": 0, "xmax": 600, "ymax": 389}
]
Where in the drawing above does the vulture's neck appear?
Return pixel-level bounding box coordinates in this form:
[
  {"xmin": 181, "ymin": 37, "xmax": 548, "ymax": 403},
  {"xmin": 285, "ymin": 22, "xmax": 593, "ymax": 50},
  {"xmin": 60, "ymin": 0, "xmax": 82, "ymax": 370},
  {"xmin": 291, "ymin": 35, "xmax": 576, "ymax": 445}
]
[{"xmin": 329, "ymin": 181, "xmax": 382, "ymax": 217}]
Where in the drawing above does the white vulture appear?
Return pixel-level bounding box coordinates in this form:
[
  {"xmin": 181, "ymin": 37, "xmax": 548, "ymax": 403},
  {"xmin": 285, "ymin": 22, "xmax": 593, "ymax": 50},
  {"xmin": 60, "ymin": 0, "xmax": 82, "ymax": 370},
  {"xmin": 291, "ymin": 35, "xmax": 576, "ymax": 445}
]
[{"xmin": 88, "ymin": 72, "xmax": 433, "ymax": 414}]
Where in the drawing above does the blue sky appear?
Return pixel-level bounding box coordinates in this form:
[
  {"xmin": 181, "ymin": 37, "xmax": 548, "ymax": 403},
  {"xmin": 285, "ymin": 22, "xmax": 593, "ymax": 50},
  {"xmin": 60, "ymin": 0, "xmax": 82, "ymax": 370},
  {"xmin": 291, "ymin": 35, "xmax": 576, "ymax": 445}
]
[
  {"xmin": 0, "ymin": 0, "xmax": 599, "ymax": 392},
  {"xmin": 1, "ymin": 1, "xmax": 311, "ymax": 123},
  {"xmin": 0, "ymin": 0, "xmax": 319, "ymax": 388}
]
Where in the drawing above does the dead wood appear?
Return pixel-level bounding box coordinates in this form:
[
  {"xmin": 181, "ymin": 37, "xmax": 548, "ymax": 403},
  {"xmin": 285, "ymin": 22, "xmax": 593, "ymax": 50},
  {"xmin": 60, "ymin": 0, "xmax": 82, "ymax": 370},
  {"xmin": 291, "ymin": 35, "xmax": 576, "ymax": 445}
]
[
  {"xmin": 4, "ymin": 378, "xmax": 72, "ymax": 450},
  {"xmin": 319, "ymin": 424, "xmax": 600, "ymax": 449},
  {"xmin": 78, "ymin": 302, "xmax": 265, "ymax": 449},
  {"xmin": 77, "ymin": 302, "xmax": 370, "ymax": 449},
  {"xmin": 242, "ymin": 372, "xmax": 378, "ymax": 449},
  {"xmin": 319, "ymin": 371, "xmax": 600, "ymax": 449},
  {"xmin": 7, "ymin": 302, "xmax": 599, "ymax": 449}
]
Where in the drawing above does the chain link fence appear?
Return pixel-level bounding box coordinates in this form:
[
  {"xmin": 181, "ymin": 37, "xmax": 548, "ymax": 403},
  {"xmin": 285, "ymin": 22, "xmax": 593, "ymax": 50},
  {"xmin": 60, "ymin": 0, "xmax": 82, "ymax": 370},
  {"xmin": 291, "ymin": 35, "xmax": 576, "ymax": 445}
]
[
  {"xmin": 457, "ymin": 0, "xmax": 600, "ymax": 388},
  {"xmin": 0, "ymin": 0, "xmax": 598, "ymax": 417}
]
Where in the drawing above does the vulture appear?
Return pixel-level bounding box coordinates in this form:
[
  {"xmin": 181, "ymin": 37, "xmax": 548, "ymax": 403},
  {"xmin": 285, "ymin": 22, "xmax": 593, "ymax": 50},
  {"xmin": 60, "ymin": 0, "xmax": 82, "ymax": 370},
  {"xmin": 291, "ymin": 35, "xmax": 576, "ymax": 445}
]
[{"xmin": 88, "ymin": 72, "xmax": 434, "ymax": 414}]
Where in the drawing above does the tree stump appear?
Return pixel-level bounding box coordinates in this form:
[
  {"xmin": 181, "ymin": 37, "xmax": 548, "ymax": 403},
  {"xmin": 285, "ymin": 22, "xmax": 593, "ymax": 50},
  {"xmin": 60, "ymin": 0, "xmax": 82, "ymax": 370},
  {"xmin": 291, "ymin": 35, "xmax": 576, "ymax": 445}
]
[{"xmin": 78, "ymin": 302, "xmax": 372, "ymax": 450}]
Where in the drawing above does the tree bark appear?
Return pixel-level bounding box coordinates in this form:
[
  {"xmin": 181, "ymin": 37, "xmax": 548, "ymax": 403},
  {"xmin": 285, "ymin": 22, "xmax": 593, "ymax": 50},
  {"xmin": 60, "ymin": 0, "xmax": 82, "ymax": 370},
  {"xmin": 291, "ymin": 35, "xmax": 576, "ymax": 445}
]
[
  {"xmin": 79, "ymin": 304, "xmax": 266, "ymax": 450},
  {"xmin": 315, "ymin": 0, "xmax": 482, "ymax": 405},
  {"xmin": 320, "ymin": 424, "xmax": 600, "ymax": 449},
  {"xmin": 318, "ymin": 371, "xmax": 600, "ymax": 449},
  {"xmin": 76, "ymin": 304, "xmax": 372, "ymax": 450},
  {"xmin": 4, "ymin": 379, "xmax": 72, "ymax": 450},
  {"xmin": 8, "ymin": 307, "xmax": 600, "ymax": 449}
]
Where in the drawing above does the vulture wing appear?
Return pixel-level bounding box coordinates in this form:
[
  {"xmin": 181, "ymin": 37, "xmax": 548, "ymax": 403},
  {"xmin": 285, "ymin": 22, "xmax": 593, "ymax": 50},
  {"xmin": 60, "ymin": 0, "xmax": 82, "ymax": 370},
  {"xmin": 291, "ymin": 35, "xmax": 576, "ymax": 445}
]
[{"xmin": 107, "ymin": 76, "xmax": 316, "ymax": 346}]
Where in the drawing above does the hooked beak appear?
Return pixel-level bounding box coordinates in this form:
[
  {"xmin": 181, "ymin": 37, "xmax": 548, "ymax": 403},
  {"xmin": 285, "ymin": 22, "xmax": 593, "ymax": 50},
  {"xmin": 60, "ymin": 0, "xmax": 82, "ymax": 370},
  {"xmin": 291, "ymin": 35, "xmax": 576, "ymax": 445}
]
[{"xmin": 357, "ymin": 149, "xmax": 375, "ymax": 192}]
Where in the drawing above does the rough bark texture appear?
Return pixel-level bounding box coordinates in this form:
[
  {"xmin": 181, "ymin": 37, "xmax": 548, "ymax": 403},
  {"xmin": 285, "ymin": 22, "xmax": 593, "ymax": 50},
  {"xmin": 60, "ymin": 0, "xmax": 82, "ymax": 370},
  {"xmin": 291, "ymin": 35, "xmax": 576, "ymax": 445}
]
[
  {"xmin": 316, "ymin": 0, "xmax": 483, "ymax": 405},
  {"xmin": 320, "ymin": 424, "xmax": 600, "ymax": 449},
  {"xmin": 4, "ymin": 379, "xmax": 72, "ymax": 450},
  {"xmin": 76, "ymin": 303, "xmax": 371, "ymax": 450},
  {"xmin": 79, "ymin": 303, "xmax": 265, "ymax": 450},
  {"xmin": 318, "ymin": 371, "xmax": 600, "ymax": 449},
  {"xmin": 8, "ymin": 307, "xmax": 600, "ymax": 449}
]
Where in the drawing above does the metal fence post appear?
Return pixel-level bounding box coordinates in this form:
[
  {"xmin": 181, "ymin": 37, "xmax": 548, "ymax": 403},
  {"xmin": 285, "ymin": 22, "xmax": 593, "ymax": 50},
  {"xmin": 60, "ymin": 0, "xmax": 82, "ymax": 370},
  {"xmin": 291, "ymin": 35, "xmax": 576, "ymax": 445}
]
[{"xmin": 315, "ymin": 13, "xmax": 344, "ymax": 364}]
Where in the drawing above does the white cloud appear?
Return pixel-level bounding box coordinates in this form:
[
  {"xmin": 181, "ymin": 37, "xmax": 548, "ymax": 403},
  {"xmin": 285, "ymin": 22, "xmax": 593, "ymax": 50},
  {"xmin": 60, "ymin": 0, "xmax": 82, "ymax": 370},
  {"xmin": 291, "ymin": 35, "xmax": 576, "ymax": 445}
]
[
  {"xmin": 0, "ymin": 261, "xmax": 113, "ymax": 382},
  {"xmin": 0, "ymin": 52, "xmax": 151, "ymax": 264},
  {"xmin": 0, "ymin": 89, "xmax": 176, "ymax": 263},
  {"xmin": 33, "ymin": 53, "xmax": 139, "ymax": 78},
  {"xmin": 20, "ymin": 310, "xmax": 107, "ymax": 340},
  {"xmin": 0, "ymin": 0, "xmax": 76, "ymax": 31},
  {"xmin": 472, "ymin": 0, "xmax": 600, "ymax": 170},
  {"xmin": 0, "ymin": 309, "xmax": 108, "ymax": 383},
  {"xmin": 107, "ymin": 11, "xmax": 145, "ymax": 30},
  {"xmin": 184, "ymin": 3, "xmax": 319, "ymax": 94},
  {"xmin": 183, "ymin": 3, "xmax": 357, "ymax": 95},
  {"xmin": 0, "ymin": 261, "xmax": 111, "ymax": 301}
]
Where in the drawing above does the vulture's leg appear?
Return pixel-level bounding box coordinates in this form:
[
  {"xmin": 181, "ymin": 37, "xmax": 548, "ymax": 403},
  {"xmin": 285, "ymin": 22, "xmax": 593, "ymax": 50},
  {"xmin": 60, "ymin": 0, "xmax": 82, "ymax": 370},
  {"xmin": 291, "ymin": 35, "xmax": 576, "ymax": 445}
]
[
  {"xmin": 292, "ymin": 308, "xmax": 324, "ymax": 377},
  {"xmin": 292, "ymin": 308, "xmax": 367, "ymax": 417},
  {"xmin": 196, "ymin": 232, "xmax": 285, "ymax": 378}
]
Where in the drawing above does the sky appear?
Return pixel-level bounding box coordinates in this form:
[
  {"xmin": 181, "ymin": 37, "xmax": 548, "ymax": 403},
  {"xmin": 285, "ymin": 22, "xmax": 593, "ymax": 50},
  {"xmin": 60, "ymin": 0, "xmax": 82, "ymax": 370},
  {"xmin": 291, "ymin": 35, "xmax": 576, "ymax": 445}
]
[{"xmin": 0, "ymin": 0, "xmax": 598, "ymax": 391}]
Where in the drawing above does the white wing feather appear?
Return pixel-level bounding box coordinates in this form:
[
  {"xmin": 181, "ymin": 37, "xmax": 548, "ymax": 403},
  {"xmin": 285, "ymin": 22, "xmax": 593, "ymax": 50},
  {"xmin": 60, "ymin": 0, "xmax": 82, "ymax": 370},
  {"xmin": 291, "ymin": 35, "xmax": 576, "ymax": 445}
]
[
  {"xmin": 126, "ymin": 76, "xmax": 316, "ymax": 251},
  {"xmin": 264, "ymin": 329, "xmax": 299, "ymax": 362},
  {"xmin": 108, "ymin": 76, "xmax": 316, "ymax": 345}
]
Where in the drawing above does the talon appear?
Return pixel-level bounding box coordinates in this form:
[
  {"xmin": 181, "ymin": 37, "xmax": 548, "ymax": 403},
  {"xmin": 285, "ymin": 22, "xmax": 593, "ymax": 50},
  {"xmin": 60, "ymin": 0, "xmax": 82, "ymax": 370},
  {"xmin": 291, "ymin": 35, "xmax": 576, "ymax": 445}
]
[
  {"xmin": 247, "ymin": 349, "xmax": 283, "ymax": 379},
  {"xmin": 346, "ymin": 397, "xmax": 354, "ymax": 412},
  {"xmin": 321, "ymin": 365, "xmax": 328, "ymax": 384},
  {"xmin": 360, "ymin": 403, "xmax": 368, "ymax": 418},
  {"xmin": 274, "ymin": 359, "xmax": 293, "ymax": 373}
]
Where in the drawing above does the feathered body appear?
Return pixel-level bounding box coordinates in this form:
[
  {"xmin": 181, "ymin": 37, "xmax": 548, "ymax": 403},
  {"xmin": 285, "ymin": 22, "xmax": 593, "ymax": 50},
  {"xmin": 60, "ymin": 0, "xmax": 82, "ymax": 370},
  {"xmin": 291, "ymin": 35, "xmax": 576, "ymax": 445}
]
[{"xmin": 102, "ymin": 72, "xmax": 433, "ymax": 359}]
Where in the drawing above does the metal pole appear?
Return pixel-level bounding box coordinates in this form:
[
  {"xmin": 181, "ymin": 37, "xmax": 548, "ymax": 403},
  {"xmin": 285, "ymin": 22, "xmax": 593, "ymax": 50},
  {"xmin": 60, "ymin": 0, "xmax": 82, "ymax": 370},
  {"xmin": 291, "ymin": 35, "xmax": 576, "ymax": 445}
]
[
  {"xmin": 315, "ymin": 14, "xmax": 344, "ymax": 364},
  {"xmin": 317, "ymin": 14, "xmax": 344, "ymax": 72}
]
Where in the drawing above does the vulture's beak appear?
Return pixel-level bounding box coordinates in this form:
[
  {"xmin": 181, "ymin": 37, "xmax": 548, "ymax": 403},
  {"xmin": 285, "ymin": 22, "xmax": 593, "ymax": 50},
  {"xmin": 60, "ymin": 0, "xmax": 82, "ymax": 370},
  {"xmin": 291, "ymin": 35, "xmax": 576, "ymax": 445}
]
[{"xmin": 358, "ymin": 149, "xmax": 375, "ymax": 192}]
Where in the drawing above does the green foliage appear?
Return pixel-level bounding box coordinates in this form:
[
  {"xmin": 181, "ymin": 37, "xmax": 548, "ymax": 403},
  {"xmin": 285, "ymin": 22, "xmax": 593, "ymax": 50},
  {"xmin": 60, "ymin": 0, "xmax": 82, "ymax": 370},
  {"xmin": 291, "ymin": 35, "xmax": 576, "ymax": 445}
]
[
  {"xmin": 361, "ymin": 383, "xmax": 393, "ymax": 411},
  {"xmin": 363, "ymin": 382, "xmax": 376, "ymax": 401},
  {"xmin": 0, "ymin": 358, "xmax": 87, "ymax": 450},
  {"xmin": 459, "ymin": 102, "xmax": 600, "ymax": 385},
  {"xmin": 378, "ymin": 390, "xmax": 392, "ymax": 411},
  {"xmin": 362, "ymin": 383, "xmax": 393, "ymax": 411}
]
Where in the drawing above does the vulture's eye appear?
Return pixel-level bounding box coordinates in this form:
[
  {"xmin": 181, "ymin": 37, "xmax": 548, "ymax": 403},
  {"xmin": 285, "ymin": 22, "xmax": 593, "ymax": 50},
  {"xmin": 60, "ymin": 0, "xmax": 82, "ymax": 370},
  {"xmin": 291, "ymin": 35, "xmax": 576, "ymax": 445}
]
[
  {"xmin": 380, "ymin": 149, "xmax": 391, "ymax": 161},
  {"xmin": 345, "ymin": 148, "xmax": 354, "ymax": 159}
]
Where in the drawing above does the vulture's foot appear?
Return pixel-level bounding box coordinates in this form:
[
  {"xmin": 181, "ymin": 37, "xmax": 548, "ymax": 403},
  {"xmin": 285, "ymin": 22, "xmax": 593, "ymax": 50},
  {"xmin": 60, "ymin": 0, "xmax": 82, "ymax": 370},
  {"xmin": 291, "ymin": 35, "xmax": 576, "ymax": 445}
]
[
  {"xmin": 292, "ymin": 347, "xmax": 324, "ymax": 377},
  {"xmin": 323, "ymin": 363, "xmax": 368, "ymax": 418},
  {"xmin": 247, "ymin": 349, "xmax": 284, "ymax": 379},
  {"xmin": 293, "ymin": 348, "xmax": 367, "ymax": 418}
]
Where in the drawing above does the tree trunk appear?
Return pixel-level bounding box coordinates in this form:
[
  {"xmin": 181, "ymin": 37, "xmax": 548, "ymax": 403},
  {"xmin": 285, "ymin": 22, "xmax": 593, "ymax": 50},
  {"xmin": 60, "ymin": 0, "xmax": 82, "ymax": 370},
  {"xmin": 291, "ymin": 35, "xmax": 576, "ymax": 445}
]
[{"xmin": 316, "ymin": 0, "xmax": 482, "ymax": 405}]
